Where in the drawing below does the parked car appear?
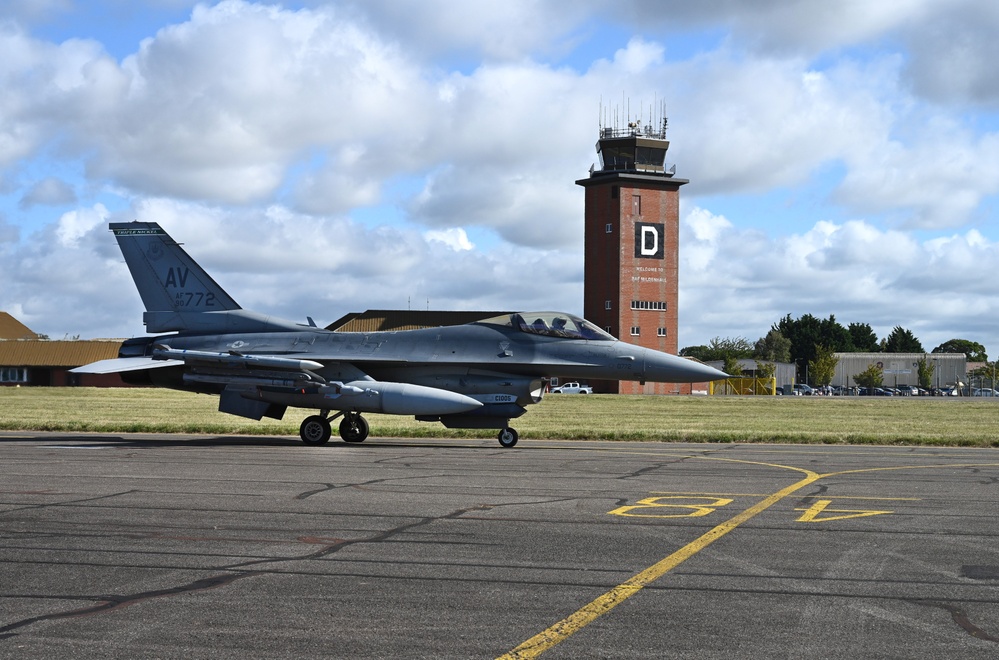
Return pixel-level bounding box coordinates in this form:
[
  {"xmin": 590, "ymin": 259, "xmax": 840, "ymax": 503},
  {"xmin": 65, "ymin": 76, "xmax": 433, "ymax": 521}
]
[
  {"xmin": 792, "ymin": 384, "xmax": 813, "ymax": 396},
  {"xmin": 859, "ymin": 387, "xmax": 893, "ymax": 396},
  {"xmin": 550, "ymin": 382, "xmax": 593, "ymax": 394}
]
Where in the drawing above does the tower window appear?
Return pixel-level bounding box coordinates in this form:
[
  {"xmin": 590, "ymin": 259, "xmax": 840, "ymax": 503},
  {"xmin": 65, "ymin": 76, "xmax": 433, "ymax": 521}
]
[
  {"xmin": 605, "ymin": 300, "xmax": 612, "ymax": 310},
  {"xmin": 631, "ymin": 301, "xmax": 667, "ymax": 311},
  {"xmin": 630, "ymin": 327, "xmax": 640, "ymax": 336},
  {"xmin": 605, "ymin": 223, "xmax": 613, "ymax": 233},
  {"xmin": 657, "ymin": 327, "xmax": 668, "ymax": 337}
]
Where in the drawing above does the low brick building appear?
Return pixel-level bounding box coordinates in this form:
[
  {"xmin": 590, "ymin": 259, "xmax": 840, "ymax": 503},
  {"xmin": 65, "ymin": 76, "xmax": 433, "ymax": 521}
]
[{"xmin": 0, "ymin": 312, "xmax": 124, "ymax": 386}]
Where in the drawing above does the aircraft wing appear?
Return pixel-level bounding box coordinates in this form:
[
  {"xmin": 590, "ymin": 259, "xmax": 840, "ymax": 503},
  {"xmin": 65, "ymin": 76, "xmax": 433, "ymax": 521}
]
[{"xmin": 71, "ymin": 356, "xmax": 184, "ymax": 374}]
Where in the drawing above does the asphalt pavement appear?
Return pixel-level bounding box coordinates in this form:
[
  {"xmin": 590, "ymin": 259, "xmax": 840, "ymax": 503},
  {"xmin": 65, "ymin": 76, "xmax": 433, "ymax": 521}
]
[{"xmin": 1, "ymin": 432, "xmax": 997, "ymax": 658}]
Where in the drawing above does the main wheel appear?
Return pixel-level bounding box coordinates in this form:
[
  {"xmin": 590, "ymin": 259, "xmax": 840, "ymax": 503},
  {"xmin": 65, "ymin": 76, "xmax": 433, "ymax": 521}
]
[
  {"xmin": 339, "ymin": 414, "xmax": 369, "ymax": 443},
  {"xmin": 300, "ymin": 415, "xmax": 332, "ymax": 445},
  {"xmin": 497, "ymin": 427, "xmax": 518, "ymax": 448}
]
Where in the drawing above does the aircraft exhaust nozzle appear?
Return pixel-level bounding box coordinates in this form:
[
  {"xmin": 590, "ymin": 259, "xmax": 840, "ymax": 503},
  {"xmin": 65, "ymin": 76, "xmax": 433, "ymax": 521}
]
[{"xmin": 320, "ymin": 381, "xmax": 483, "ymax": 416}]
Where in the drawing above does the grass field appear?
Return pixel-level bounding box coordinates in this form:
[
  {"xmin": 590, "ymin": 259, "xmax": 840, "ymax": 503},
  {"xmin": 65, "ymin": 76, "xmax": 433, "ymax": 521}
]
[{"xmin": 2, "ymin": 387, "xmax": 998, "ymax": 447}]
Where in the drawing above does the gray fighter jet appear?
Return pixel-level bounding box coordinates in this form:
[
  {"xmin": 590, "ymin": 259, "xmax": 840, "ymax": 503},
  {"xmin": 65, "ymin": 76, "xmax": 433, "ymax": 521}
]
[{"xmin": 74, "ymin": 222, "xmax": 727, "ymax": 446}]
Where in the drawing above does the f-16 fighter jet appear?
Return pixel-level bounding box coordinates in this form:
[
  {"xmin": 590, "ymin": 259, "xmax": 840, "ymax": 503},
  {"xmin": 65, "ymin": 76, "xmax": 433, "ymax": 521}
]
[{"xmin": 75, "ymin": 222, "xmax": 727, "ymax": 447}]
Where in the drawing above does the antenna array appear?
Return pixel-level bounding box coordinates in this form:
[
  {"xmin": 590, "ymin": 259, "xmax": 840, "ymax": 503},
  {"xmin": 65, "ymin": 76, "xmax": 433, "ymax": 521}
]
[{"xmin": 598, "ymin": 95, "xmax": 669, "ymax": 139}]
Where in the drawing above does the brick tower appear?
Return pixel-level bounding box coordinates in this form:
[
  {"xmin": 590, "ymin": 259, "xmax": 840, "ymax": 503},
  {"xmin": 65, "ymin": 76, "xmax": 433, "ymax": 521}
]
[{"xmin": 576, "ymin": 107, "xmax": 687, "ymax": 394}]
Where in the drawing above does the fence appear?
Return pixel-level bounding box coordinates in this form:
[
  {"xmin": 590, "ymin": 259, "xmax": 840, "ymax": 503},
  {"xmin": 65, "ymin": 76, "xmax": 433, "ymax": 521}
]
[{"xmin": 709, "ymin": 377, "xmax": 778, "ymax": 396}]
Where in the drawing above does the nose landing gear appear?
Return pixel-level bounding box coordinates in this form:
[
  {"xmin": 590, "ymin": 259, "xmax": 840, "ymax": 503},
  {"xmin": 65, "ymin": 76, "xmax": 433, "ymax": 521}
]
[{"xmin": 497, "ymin": 427, "xmax": 518, "ymax": 447}]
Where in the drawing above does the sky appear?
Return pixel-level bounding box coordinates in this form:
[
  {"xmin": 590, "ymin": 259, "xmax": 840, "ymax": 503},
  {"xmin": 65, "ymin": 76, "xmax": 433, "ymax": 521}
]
[{"xmin": 2, "ymin": 0, "xmax": 999, "ymax": 357}]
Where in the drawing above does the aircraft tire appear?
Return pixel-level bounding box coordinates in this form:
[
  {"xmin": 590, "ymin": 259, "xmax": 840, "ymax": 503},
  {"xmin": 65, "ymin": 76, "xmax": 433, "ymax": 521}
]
[
  {"xmin": 340, "ymin": 414, "xmax": 369, "ymax": 443},
  {"xmin": 497, "ymin": 427, "xmax": 519, "ymax": 448},
  {"xmin": 300, "ymin": 415, "xmax": 332, "ymax": 445}
]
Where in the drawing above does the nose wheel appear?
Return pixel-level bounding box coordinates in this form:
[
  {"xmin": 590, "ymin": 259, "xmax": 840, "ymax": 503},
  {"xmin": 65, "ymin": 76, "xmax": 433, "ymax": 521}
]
[{"xmin": 497, "ymin": 427, "xmax": 518, "ymax": 447}]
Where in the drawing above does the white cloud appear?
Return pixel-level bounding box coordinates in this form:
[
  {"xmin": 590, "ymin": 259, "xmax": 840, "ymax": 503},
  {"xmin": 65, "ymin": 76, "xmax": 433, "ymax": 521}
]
[
  {"xmin": 338, "ymin": 0, "xmax": 591, "ymax": 62},
  {"xmin": 679, "ymin": 206, "xmax": 999, "ymax": 352},
  {"xmin": 19, "ymin": 176, "xmax": 76, "ymax": 207},
  {"xmin": 55, "ymin": 203, "xmax": 107, "ymax": 246},
  {"xmin": 660, "ymin": 53, "xmax": 893, "ymax": 196},
  {"xmin": 901, "ymin": 0, "xmax": 999, "ymax": 106},
  {"xmin": 80, "ymin": 1, "xmax": 436, "ymax": 203},
  {"xmin": 424, "ymin": 227, "xmax": 474, "ymax": 251}
]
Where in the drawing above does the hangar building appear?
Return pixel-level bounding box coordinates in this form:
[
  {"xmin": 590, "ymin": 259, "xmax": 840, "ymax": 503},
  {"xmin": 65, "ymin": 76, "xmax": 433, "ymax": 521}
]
[{"xmin": 831, "ymin": 353, "xmax": 966, "ymax": 390}]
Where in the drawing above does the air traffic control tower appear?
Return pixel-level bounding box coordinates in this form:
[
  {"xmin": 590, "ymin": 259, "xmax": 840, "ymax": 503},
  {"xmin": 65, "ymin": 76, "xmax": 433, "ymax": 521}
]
[{"xmin": 576, "ymin": 105, "xmax": 688, "ymax": 394}]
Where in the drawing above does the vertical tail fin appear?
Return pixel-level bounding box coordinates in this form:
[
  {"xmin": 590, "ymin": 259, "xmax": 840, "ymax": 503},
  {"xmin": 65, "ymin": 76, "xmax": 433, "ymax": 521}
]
[
  {"xmin": 111, "ymin": 221, "xmax": 240, "ymax": 314},
  {"xmin": 111, "ymin": 221, "xmax": 303, "ymax": 334}
]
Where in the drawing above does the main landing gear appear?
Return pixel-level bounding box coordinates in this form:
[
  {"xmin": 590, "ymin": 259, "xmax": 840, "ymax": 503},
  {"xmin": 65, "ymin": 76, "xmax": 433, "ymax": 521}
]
[
  {"xmin": 300, "ymin": 412, "xmax": 518, "ymax": 448},
  {"xmin": 299, "ymin": 411, "xmax": 369, "ymax": 445}
]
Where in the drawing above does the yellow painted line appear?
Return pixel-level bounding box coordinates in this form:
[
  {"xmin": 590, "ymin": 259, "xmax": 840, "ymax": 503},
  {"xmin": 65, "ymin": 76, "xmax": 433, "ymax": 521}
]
[
  {"xmin": 821, "ymin": 462, "xmax": 999, "ymax": 478},
  {"xmin": 648, "ymin": 490, "xmax": 920, "ymax": 501},
  {"xmin": 498, "ymin": 461, "xmax": 820, "ymax": 659},
  {"xmin": 793, "ymin": 495, "xmax": 920, "ymax": 501}
]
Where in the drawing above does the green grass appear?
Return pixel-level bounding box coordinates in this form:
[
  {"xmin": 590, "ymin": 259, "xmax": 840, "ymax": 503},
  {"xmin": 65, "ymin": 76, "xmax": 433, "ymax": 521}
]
[{"xmin": 2, "ymin": 388, "xmax": 998, "ymax": 447}]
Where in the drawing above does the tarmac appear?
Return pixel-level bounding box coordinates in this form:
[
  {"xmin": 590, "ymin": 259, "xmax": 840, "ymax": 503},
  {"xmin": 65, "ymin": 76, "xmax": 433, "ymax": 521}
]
[{"xmin": 1, "ymin": 431, "xmax": 998, "ymax": 658}]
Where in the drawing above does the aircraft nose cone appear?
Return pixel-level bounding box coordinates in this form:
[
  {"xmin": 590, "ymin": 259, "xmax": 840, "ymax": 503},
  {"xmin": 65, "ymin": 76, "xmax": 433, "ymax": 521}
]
[{"xmin": 641, "ymin": 348, "xmax": 729, "ymax": 383}]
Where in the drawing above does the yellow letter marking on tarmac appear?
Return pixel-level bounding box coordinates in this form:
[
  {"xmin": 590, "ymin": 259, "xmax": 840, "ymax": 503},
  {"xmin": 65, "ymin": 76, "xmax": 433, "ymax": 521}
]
[
  {"xmin": 795, "ymin": 499, "xmax": 893, "ymax": 523},
  {"xmin": 497, "ymin": 459, "xmax": 821, "ymax": 660},
  {"xmin": 497, "ymin": 459, "xmax": 999, "ymax": 659},
  {"xmin": 609, "ymin": 496, "xmax": 734, "ymax": 518}
]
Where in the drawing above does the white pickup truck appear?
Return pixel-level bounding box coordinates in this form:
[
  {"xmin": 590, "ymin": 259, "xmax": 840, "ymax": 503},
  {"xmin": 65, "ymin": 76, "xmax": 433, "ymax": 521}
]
[{"xmin": 550, "ymin": 382, "xmax": 593, "ymax": 394}]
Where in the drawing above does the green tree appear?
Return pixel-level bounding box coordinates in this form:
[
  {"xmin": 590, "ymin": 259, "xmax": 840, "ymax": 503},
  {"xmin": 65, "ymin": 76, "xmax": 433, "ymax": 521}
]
[
  {"xmin": 969, "ymin": 361, "xmax": 999, "ymax": 390},
  {"xmin": 853, "ymin": 363, "xmax": 884, "ymax": 389},
  {"xmin": 754, "ymin": 329, "xmax": 791, "ymax": 363},
  {"xmin": 848, "ymin": 322, "xmax": 879, "ymax": 352},
  {"xmin": 916, "ymin": 355, "xmax": 934, "ymax": 389},
  {"xmin": 776, "ymin": 313, "xmax": 853, "ymax": 381},
  {"xmin": 881, "ymin": 326, "xmax": 924, "ymax": 353},
  {"xmin": 723, "ymin": 355, "xmax": 743, "ymax": 377},
  {"xmin": 808, "ymin": 344, "xmax": 838, "ymax": 387},
  {"xmin": 680, "ymin": 336, "xmax": 753, "ymax": 362},
  {"xmin": 819, "ymin": 315, "xmax": 854, "ymax": 352},
  {"xmin": 932, "ymin": 338, "xmax": 987, "ymax": 363},
  {"xmin": 755, "ymin": 361, "xmax": 776, "ymax": 381},
  {"xmin": 679, "ymin": 345, "xmax": 712, "ymax": 361}
]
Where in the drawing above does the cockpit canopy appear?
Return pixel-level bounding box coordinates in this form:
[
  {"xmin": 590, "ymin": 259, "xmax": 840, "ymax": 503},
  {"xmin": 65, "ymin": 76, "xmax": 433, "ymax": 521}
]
[{"xmin": 475, "ymin": 312, "xmax": 616, "ymax": 341}]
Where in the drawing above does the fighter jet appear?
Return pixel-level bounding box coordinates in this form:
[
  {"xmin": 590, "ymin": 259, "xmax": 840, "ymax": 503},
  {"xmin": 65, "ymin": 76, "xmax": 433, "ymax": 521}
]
[{"xmin": 74, "ymin": 222, "xmax": 728, "ymax": 447}]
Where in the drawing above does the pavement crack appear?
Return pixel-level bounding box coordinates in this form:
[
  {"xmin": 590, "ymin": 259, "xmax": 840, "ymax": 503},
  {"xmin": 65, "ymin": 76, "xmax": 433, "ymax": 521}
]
[
  {"xmin": 616, "ymin": 455, "xmax": 697, "ymax": 480},
  {"xmin": 0, "ymin": 490, "xmax": 142, "ymax": 516},
  {"xmin": 0, "ymin": 572, "xmax": 253, "ymax": 639},
  {"xmin": 912, "ymin": 599, "xmax": 999, "ymax": 643},
  {"xmin": 303, "ymin": 503, "xmax": 495, "ymax": 560}
]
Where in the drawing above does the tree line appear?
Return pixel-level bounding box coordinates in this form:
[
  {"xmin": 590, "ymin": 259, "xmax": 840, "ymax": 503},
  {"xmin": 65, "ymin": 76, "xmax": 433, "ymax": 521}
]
[{"xmin": 679, "ymin": 313, "xmax": 989, "ymax": 386}]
